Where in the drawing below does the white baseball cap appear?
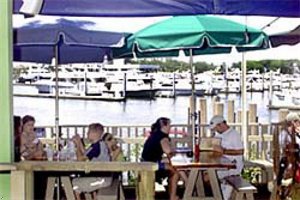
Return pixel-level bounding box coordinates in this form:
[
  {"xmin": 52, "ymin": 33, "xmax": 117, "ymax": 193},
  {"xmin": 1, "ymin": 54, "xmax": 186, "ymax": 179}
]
[
  {"xmin": 286, "ymin": 112, "xmax": 300, "ymax": 122},
  {"xmin": 209, "ymin": 115, "xmax": 225, "ymax": 129}
]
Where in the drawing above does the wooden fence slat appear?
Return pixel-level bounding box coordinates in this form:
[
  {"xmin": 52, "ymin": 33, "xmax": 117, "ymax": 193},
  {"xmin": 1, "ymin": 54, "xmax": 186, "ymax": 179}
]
[{"xmin": 36, "ymin": 123, "xmax": 282, "ymax": 164}]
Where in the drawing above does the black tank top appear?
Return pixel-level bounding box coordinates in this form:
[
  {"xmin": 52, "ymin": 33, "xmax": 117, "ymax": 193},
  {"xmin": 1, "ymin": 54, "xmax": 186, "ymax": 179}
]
[{"xmin": 142, "ymin": 130, "xmax": 170, "ymax": 162}]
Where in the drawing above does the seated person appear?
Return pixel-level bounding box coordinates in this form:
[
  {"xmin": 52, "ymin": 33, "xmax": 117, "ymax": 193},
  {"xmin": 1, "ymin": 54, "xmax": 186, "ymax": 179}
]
[
  {"xmin": 72, "ymin": 123, "xmax": 112, "ymax": 200},
  {"xmin": 279, "ymin": 112, "xmax": 300, "ymax": 155},
  {"xmin": 102, "ymin": 133, "xmax": 125, "ymax": 161},
  {"xmin": 277, "ymin": 113, "xmax": 300, "ymax": 199},
  {"xmin": 14, "ymin": 115, "xmax": 22, "ymax": 162},
  {"xmin": 208, "ymin": 115, "xmax": 244, "ymax": 200},
  {"xmin": 141, "ymin": 117, "xmax": 180, "ymax": 200},
  {"xmin": 20, "ymin": 115, "xmax": 45, "ymax": 160}
]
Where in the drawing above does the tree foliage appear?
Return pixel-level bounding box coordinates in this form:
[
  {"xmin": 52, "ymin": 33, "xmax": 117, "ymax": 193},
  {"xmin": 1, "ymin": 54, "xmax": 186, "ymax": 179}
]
[
  {"xmin": 229, "ymin": 59, "xmax": 300, "ymax": 74},
  {"xmin": 130, "ymin": 58, "xmax": 300, "ymax": 74},
  {"xmin": 130, "ymin": 58, "xmax": 217, "ymax": 73}
]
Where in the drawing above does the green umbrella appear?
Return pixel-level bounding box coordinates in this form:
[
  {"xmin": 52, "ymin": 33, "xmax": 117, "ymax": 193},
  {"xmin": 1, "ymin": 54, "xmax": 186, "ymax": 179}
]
[
  {"xmin": 113, "ymin": 15, "xmax": 269, "ymax": 159},
  {"xmin": 114, "ymin": 15, "xmax": 269, "ymax": 58}
]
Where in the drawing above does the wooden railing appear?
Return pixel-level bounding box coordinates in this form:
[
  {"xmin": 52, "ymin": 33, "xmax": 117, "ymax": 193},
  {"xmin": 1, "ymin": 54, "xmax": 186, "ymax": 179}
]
[
  {"xmin": 37, "ymin": 124, "xmax": 192, "ymax": 162},
  {"xmin": 37, "ymin": 122, "xmax": 282, "ymax": 162}
]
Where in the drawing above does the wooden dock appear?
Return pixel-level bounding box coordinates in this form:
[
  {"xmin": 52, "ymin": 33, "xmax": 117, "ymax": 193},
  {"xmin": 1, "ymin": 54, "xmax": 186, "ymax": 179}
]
[{"xmin": 14, "ymin": 93, "xmax": 125, "ymax": 101}]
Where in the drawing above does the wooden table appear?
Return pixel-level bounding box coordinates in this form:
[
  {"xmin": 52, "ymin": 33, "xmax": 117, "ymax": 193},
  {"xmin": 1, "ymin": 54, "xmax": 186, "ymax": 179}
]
[
  {"xmin": 172, "ymin": 152, "xmax": 236, "ymax": 200},
  {"xmin": 0, "ymin": 163, "xmax": 16, "ymax": 172},
  {"xmin": 12, "ymin": 161, "xmax": 158, "ymax": 200}
]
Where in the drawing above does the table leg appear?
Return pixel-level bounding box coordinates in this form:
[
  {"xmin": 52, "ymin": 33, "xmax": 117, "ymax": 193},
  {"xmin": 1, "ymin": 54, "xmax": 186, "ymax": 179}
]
[
  {"xmin": 195, "ymin": 171, "xmax": 205, "ymax": 197},
  {"xmin": 45, "ymin": 177, "xmax": 56, "ymax": 200},
  {"xmin": 61, "ymin": 176, "xmax": 75, "ymax": 200},
  {"xmin": 11, "ymin": 170, "xmax": 34, "ymax": 200},
  {"xmin": 207, "ymin": 169, "xmax": 223, "ymax": 199},
  {"xmin": 183, "ymin": 169, "xmax": 199, "ymax": 200},
  {"xmin": 137, "ymin": 171, "xmax": 155, "ymax": 200}
]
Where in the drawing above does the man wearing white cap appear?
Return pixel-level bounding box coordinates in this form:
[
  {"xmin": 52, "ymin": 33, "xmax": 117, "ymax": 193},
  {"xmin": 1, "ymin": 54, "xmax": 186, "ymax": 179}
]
[
  {"xmin": 209, "ymin": 115, "xmax": 244, "ymax": 200},
  {"xmin": 279, "ymin": 112, "xmax": 300, "ymax": 151}
]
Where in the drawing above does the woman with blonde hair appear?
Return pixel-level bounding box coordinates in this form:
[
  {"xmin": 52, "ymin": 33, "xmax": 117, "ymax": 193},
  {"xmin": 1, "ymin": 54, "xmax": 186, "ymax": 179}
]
[
  {"xmin": 20, "ymin": 115, "xmax": 45, "ymax": 160},
  {"xmin": 102, "ymin": 132, "xmax": 124, "ymax": 161}
]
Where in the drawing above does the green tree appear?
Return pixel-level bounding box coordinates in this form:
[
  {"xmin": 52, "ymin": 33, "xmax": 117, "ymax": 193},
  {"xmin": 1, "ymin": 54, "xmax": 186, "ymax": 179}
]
[
  {"xmin": 246, "ymin": 61, "xmax": 264, "ymax": 73},
  {"xmin": 129, "ymin": 58, "xmax": 300, "ymax": 74},
  {"xmin": 230, "ymin": 59, "xmax": 300, "ymax": 74},
  {"xmin": 194, "ymin": 61, "xmax": 216, "ymax": 73}
]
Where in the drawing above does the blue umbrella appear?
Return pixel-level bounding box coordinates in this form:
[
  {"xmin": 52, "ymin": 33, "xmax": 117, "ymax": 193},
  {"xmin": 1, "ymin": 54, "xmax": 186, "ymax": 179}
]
[
  {"xmin": 13, "ymin": 0, "xmax": 300, "ymax": 17},
  {"xmin": 13, "ymin": 18, "xmax": 127, "ymax": 149},
  {"xmin": 14, "ymin": 18, "xmax": 127, "ymax": 63}
]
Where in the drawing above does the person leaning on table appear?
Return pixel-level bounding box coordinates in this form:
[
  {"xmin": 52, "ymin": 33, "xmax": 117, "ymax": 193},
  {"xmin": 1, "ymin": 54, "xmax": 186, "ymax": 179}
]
[
  {"xmin": 71, "ymin": 123, "xmax": 112, "ymax": 200},
  {"xmin": 209, "ymin": 115, "xmax": 244, "ymax": 200},
  {"xmin": 141, "ymin": 117, "xmax": 180, "ymax": 200}
]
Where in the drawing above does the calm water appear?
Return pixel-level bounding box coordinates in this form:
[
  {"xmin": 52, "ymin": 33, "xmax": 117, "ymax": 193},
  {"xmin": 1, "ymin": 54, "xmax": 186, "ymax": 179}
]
[{"xmin": 13, "ymin": 91, "xmax": 280, "ymax": 126}]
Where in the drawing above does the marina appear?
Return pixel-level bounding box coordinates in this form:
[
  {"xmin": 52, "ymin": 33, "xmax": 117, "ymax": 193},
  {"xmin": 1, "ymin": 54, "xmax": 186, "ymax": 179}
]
[
  {"xmin": 10, "ymin": 63, "xmax": 300, "ymax": 200},
  {"xmin": 1, "ymin": 3, "xmax": 299, "ymax": 200},
  {"xmin": 12, "ymin": 61, "xmax": 300, "ymax": 194},
  {"xmin": 13, "ymin": 61, "xmax": 300, "ymax": 104}
]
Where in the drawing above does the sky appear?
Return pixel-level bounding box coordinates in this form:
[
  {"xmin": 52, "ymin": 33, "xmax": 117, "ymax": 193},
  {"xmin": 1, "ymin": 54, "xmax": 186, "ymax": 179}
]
[{"xmin": 14, "ymin": 14, "xmax": 300, "ymax": 66}]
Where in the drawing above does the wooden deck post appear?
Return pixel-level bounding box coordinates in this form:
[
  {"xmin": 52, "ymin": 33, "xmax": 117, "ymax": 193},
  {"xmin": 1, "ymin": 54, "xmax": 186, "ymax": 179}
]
[
  {"xmin": 227, "ymin": 100, "xmax": 235, "ymax": 123},
  {"xmin": 212, "ymin": 96, "xmax": 219, "ymax": 116},
  {"xmin": 249, "ymin": 104, "xmax": 257, "ymax": 158},
  {"xmin": 237, "ymin": 110, "xmax": 242, "ymax": 136},
  {"xmin": 249, "ymin": 104, "xmax": 258, "ymax": 135},
  {"xmin": 199, "ymin": 98, "xmax": 207, "ymax": 137},
  {"xmin": 214, "ymin": 102, "xmax": 224, "ymax": 116}
]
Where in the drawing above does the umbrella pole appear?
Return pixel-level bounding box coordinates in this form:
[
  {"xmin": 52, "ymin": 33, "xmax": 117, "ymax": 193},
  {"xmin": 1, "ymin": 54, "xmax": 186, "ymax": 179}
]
[
  {"xmin": 54, "ymin": 44, "xmax": 60, "ymax": 200},
  {"xmin": 241, "ymin": 52, "xmax": 248, "ymax": 159},
  {"xmin": 54, "ymin": 44, "xmax": 60, "ymax": 152},
  {"xmin": 189, "ymin": 49, "xmax": 198, "ymax": 159}
]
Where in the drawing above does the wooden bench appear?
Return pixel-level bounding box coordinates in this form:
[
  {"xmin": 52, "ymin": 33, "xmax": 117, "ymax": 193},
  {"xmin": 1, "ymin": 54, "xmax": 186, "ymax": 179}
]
[
  {"xmin": 225, "ymin": 175, "xmax": 257, "ymax": 200},
  {"xmin": 96, "ymin": 177, "xmax": 125, "ymax": 200},
  {"xmin": 82, "ymin": 177, "xmax": 125, "ymax": 200}
]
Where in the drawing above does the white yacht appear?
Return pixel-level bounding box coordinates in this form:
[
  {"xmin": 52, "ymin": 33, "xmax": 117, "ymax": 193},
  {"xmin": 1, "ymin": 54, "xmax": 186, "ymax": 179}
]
[
  {"xmin": 101, "ymin": 61, "xmax": 159, "ymax": 98},
  {"xmin": 263, "ymin": 72, "xmax": 282, "ymax": 91},
  {"xmin": 246, "ymin": 70, "xmax": 264, "ymax": 92},
  {"xmin": 32, "ymin": 71, "xmax": 125, "ymax": 100},
  {"xmin": 15, "ymin": 63, "xmax": 52, "ymax": 83},
  {"xmin": 154, "ymin": 72, "xmax": 214, "ymax": 97},
  {"xmin": 212, "ymin": 74, "xmax": 226, "ymax": 93},
  {"xmin": 276, "ymin": 88, "xmax": 300, "ymax": 105}
]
